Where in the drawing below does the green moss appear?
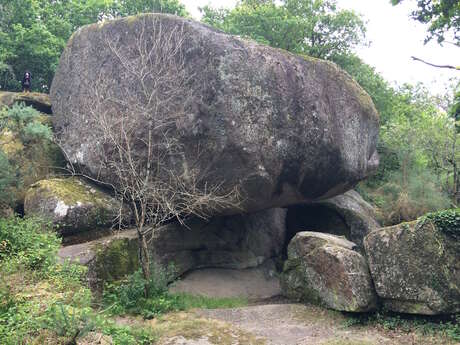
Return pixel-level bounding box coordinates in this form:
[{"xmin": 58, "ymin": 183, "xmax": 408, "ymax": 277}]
[
  {"xmin": 31, "ymin": 177, "xmax": 111, "ymax": 206},
  {"xmin": 93, "ymin": 237, "xmax": 139, "ymax": 283}
]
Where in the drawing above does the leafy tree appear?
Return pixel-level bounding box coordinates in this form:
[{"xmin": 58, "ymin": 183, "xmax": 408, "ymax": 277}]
[
  {"xmin": 201, "ymin": 0, "xmax": 367, "ymax": 59},
  {"xmin": 391, "ymin": 0, "xmax": 460, "ymax": 46},
  {"xmin": 0, "ymin": 0, "xmax": 189, "ymax": 91}
]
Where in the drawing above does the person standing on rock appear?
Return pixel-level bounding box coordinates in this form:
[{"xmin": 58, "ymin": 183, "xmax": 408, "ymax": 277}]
[{"xmin": 22, "ymin": 71, "xmax": 32, "ymax": 92}]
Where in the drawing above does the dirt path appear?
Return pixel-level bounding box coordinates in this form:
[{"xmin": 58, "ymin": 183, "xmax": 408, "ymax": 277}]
[
  {"xmin": 195, "ymin": 304, "xmax": 415, "ymax": 345},
  {"xmin": 116, "ymin": 303, "xmax": 457, "ymax": 345}
]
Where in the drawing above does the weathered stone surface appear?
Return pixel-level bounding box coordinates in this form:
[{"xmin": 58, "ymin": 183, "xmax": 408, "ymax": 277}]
[
  {"xmin": 59, "ymin": 208, "xmax": 286, "ymax": 289},
  {"xmin": 24, "ymin": 177, "xmax": 130, "ymax": 235},
  {"xmin": 51, "ymin": 14, "xmax": 379, "ymax": 215},
  {"xmin": 287, "ymin": 190, "xmax": 380, "ymax": 249},
  {"xmin": 151, "ymin": 208, "xmax": 287, "ymax": 276},
  {"xmin": 281, "ymin": 231, "xmax": 377, "ymax": 312},
  {"xmin": 364, "ymin": 210, "xmax": 460, "ymax": 315},
  {"xmin": 0, "ymin": 91, "xmax": 52, "ymax": 114}
]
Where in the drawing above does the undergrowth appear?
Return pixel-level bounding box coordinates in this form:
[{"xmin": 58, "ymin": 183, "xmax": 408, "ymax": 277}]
[
  {"xmin": 0, "ymin": 216, "xmax": 247, "ymax": 344},
  {"xmin": 103, "ymin": 266, "xmax": 247, "ymax": 319},
  {"xmin": 343, "ymin": 310, "xmax": 460, "ymax": 342},
  {"xmin": 0, "ymin": 216, "xmax": 156, "ymax": 344}
]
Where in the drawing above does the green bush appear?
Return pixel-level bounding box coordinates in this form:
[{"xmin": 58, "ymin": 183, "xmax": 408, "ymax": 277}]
[
  {"xmin": 103, "ymin": 264, "xmax": 177, "ymax": 318},
  {"xmin": 0, "ymin": 216, "xmax": 60, "ymax": 270}
]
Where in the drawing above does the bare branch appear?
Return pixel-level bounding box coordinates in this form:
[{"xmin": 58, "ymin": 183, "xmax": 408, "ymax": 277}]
[{"xmin": 411, "ymin": 56, "xmax": 460, "ymax": 70}]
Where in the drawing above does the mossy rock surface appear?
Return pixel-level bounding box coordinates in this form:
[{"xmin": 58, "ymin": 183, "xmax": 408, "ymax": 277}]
[
  {"xmin": 364, "ymin": 209, "xmax": 460, "ymax": 315},
  {"xmin": 0, "ymin": 91, "xmax": 52, "ymax": 114},
  {"xmin": 24, "ymin": 177, "xmax": 131, "ymax": 235},
  {"xmin": 58, "ymin": 229, "xmax": 139, "ymax": 291},
  {"xmin": 281, "ymin": 231, "xmax": 377, "ymax": 312}
]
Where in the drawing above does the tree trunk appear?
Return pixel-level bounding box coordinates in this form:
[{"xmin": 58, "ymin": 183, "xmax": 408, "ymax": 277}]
[{"xmin": 137, "ymin": 228, "xmax": 151, "ymax": 297}]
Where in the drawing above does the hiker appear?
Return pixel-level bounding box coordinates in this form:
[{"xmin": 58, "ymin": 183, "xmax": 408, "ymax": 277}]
[{"xmin": 22, "ymin": 71, "xmax": 32, "ymax": 92}]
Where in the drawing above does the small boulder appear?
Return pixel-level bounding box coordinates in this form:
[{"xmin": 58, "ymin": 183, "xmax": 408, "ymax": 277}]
[
  {"xmin": 364, "ymin": 209, "xmax": 460, "ymax": 315},
  {"xmin": 281, "ymin": 231, "xmax": 377, "ymax": 312},
  {"xmin": 76, "ymin": 332, "xmax": 113, "ymax": 345},
  {"xmin": 24, "ymin": 177, "xmax": 130, "ymax": 235}
]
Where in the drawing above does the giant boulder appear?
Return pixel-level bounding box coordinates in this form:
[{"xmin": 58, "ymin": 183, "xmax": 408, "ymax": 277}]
[
  {"xmin": 364, "ymin": 209, "xmax": 460, "ymax": 315},
  {"xmin": 51, "ymin": 14, "xmax": 379, "ymax": 214}
]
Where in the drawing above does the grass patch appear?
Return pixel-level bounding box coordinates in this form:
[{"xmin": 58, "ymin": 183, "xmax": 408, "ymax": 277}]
[
  {"xmin": 103, "ymin": 267, "xmax": 248, "ymax": 319},
  {"xmin": 170, "ymin": 293, "xmax": 248, "ymax": 310}
]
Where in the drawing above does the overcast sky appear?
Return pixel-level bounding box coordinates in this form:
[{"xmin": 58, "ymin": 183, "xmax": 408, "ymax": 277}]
[{"xmin": 181, "ymin": 0, "xmax": 459, "ymax": 95}]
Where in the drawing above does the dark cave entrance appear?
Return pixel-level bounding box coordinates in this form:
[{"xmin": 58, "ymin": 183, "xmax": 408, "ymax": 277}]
[{"xmin": 285, "ymin": 203, "xmax": 351, "ymax": 251}]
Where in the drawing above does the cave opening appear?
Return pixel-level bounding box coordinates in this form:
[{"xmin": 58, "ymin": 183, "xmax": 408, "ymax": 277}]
[{"xmin": 285, "ymin": 203, "xmax": 351, "ymax": 252}]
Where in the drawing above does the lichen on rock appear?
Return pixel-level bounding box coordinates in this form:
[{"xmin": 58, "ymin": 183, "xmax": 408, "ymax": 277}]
[
  {"xmin": 281, "ymin": 231, "xmax": 377, "ymax": 312},
  {"xmin": 364, "ymin": 209, "xmax": 460, "ymax": 315}
]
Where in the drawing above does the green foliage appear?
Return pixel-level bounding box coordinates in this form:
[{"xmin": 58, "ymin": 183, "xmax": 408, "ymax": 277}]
[
  {"xmin": 103, "ymin": 266, "xmax": 247, "ymax": 319},
  {"xmin": 392, "ymin": 0, "xmax": 460, "ymax": 46},
  {"xmin": 0, "ymin": 217, "xmax": 157, "ymax": 345},
  {"xmin": 44, "ymin": 303, "xmax": 95, "ymax": 342},
  {"xmin": 0, "ymin": 103, "xmax": 58, "ymax": 205},
  {"xmin": 1, "ymin": 102, "xmax": 52, "ymax": 141},
  {"xmin": 0, "ymin": 0, "xmax": 189, "ymax": 91},
  {"xmin": 0, "ymin": 216, "xmax": 60, "ymax": 270},
  {"xmin": 425, "ymin": 208, "xmax": 460, "ymax": 238},
  {"xmin": 201, "ymin": 0, "xmax": 367, "ymax": 59},
  {"xmin": 344, "ymin": 310, "xmax": 460, "ymax": 342},
  {"xmin": 0, "ymin": 151, "xmax": 14, "ymax": 202}
]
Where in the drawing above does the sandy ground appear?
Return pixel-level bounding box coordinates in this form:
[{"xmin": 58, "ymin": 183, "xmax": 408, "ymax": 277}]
[{"xmin": 169, "ymin": 267, "xmax": 281, "ymax": 300}]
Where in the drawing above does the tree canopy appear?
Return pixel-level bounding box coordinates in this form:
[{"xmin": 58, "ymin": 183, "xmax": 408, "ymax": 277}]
[
  {"xmin": 0, "ymin": 0, "xmax": 188, "ymax": 91},
  {"xmin": 391, "ymin": 0, "xmax": 460, "ymax": 46},
  {"xmin": 201, "ymin": 0, "xmax": 367, "ymax": 60}
]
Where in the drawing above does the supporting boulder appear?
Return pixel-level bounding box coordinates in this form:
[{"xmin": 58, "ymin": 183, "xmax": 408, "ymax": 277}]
[
  {"xmin": 151, "ymin": 208, "xmax": 287, "ymax": 277},
  {"xmin": 281, "ymin": 231, "xmax": 377, "ymax": 312},
  {"xmin": 59, "ymin": 208, "xmax": 287, "ymax": 289},
  {"xmin": 364, "ymin": 209, "xmax": 460, "ymax": 315},
  {"xmin": 24, "ymin": 177, "xmax": 130, "ymax": 235}
]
